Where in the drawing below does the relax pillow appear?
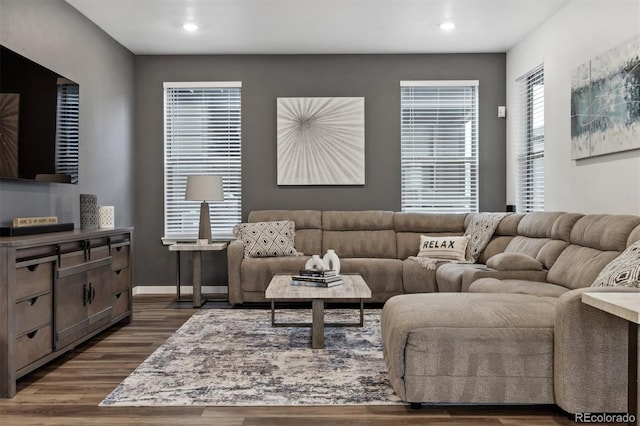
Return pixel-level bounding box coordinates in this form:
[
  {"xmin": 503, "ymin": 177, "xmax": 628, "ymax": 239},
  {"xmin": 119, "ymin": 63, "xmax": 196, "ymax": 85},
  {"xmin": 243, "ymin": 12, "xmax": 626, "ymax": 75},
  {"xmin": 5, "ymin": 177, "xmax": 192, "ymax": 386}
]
[
  {"xmin": 487, "ymin": 252, "xmax": 543, "ymax": 271},
  {"xmin": 417, "ymin": 235, "xmax": 469, "ymax": 261},
  {"xmin": 591, "ymin": 240, "xmax": 640, "ymax": 288},
  {"xmin": 234, "ymin": 220, "xmax": 297, "ymax": 258}
]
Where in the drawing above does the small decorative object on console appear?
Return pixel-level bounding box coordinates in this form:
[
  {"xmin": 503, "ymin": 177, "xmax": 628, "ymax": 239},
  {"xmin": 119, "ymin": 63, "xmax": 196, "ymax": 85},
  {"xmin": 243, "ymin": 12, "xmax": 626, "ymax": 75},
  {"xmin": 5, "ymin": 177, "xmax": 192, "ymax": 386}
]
[
  {"xmin": 99, "ymin": 206, "xmax": 115, "ymax": 229},
  {"xmin": 80, "ymin": 194, "xmax": 98, "ymax": 230}
]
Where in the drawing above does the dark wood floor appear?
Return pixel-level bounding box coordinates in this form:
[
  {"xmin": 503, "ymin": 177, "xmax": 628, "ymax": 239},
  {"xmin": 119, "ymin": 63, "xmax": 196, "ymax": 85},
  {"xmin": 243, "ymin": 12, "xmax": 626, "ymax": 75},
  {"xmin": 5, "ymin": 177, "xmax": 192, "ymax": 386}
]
[{"xmin": 0, "ymin": 295, "xmax": 580, "ymax": 425}]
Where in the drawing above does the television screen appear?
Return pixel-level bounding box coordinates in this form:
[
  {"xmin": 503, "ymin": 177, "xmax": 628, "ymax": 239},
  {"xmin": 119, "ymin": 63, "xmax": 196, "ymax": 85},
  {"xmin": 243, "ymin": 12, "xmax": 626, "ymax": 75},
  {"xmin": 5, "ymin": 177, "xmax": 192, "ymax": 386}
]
[{"xmin": 0, "ymin": 45, "xmax": 79, "ymax": 184}]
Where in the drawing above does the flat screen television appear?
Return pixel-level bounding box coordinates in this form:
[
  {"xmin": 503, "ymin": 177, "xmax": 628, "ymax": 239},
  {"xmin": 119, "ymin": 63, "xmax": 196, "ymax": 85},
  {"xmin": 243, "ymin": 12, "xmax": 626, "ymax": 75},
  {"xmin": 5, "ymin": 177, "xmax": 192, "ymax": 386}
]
[{"xmin": 0, "ymin": 45, "xmax": 79, "ymax": 184}]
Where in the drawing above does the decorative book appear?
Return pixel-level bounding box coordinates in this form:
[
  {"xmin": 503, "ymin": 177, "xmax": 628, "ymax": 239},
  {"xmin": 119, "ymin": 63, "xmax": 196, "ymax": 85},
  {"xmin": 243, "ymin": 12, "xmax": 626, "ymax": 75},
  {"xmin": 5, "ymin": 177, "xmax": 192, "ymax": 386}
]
[{"xmin": 12, "ymin": 216, "xmax": 58, "ymax": 227}]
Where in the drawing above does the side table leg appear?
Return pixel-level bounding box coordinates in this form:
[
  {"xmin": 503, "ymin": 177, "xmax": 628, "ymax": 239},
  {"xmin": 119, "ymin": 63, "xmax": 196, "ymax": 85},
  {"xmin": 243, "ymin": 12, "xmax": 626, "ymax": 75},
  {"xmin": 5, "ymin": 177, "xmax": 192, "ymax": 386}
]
[
  {"xmin": 192, "ymin": 251, "xmax": 202, "ymax": 308},
  {"xmin": 176, "ymin": 251, "xmax": 181, "ymax": 301},
  {"xmin": 629, "ymin": 322, "xmax": 638, "ymax": 426},
  {"xmin": 312, "ymin": 298, "xmax": 324, "ymax": 349}
]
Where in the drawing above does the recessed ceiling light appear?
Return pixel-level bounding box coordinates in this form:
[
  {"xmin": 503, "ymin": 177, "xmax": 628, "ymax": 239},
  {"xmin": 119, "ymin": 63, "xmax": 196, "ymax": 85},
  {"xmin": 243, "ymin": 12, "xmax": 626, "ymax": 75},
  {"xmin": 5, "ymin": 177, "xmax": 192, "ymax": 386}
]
[
  {"xmin": 182, "ymin": 22, "xmax": 199, "ymax": 32},
  {"xmin": 438, "ymin": 22, "xmax": 455, "ymax": 31}
]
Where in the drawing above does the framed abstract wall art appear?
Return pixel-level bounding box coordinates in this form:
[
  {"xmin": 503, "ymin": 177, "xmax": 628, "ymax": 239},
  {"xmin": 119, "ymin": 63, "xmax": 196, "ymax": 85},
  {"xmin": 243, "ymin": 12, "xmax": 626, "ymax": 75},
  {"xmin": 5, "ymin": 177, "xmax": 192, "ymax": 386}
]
[
  {"xmin": 277, "ymin": 97, "xmax": 365, "ymax": 185},
  {"xmin": 571, "ymin": 34, "xmax": 640, "ymax": 159}
]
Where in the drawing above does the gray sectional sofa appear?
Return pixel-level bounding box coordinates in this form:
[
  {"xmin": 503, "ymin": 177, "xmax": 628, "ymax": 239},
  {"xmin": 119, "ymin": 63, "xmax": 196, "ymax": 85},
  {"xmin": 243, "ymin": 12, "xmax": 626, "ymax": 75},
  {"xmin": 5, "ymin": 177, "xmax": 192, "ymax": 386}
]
[{"xmin": 227, "ymin": 209, "xmax": 640, "ymax": 414}]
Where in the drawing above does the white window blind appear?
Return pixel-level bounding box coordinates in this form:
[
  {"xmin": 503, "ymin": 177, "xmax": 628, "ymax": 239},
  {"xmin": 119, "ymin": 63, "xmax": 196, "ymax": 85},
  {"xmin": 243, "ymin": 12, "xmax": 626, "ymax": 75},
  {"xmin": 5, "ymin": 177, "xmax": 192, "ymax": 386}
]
[
  {"xmin": 516, "ymin": 65, "xmax": 544, "ymax": 213},
  {"xmin": 163, "ymin": 82, "xmax": 242, "ymax": 240},
  {"xmin": 55, "ymin": 80, "xmax": 79, "ymax": 183},
  {"xmin": 401, "ymin": 80, "xmax": 479, "ymax": 213}
]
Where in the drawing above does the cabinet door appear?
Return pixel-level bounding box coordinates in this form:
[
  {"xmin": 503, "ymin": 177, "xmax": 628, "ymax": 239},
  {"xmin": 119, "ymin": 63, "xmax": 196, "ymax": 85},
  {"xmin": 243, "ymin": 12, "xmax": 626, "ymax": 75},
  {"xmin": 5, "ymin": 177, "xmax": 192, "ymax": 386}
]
[
  {"xmin": 55, "ymin": 270, "xmax": 89, "ymax": 349},
  {"xmin": 86, "ymin": 264, "xmax": 112, "ymax": 331},
  {"xmin": 55, "ymin": 257, "xmax": 113, "ymax": 349}
]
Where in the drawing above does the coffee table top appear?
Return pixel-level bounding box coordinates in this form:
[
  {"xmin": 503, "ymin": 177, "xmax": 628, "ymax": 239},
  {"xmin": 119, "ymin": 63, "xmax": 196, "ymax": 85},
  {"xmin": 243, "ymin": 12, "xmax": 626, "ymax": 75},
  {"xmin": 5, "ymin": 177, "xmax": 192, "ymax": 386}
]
[{"xmin": 265, "ymin": 274, "xmax": 372, "ymax": 300}]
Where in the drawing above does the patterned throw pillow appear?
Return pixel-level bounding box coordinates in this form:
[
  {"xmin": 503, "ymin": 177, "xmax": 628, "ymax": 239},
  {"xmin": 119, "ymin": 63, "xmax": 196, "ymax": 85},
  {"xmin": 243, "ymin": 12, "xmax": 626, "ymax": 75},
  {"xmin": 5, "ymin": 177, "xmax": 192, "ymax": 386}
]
[
  {"xmin": 591, "ymin": 240, "xmax": 640, "ymax": 288},
  {"xmin": 235, "ymin": 221, "xmax": 297, "ymax": 258},
  {"xmin": 417, "ymin": 235, "xmax": 469, "ymax": 261}
]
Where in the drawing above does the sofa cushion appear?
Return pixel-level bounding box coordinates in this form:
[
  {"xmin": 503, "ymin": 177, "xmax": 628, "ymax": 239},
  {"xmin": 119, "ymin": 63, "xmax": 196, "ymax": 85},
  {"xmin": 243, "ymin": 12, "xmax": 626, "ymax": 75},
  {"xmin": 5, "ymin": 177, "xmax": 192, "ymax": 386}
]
[
  {"xmin": 338, "ymin": 258, "xmax": 403, "ymax": 301},
  {"xmin": 394, "ymin": 213, "xmax": 467, "ymax": 260},
  {"xmin": 322, "ymin": 210, "xmax": 394, "ymax": 231},
  {"xmin": 504, "ymin": 236, "xmax": 550, "ymax": 259},
  {"xmin": 402, "ymin": 259, "xmax": 439, "ymax": 293},
  {"xmin": 516, "ymin": 211, "xmax": 565, "ymax": 238},
  {"xmin": 235, "ymin": 221, "xmax": 298, "ymax": 257},
  {"xmin": 323, "ymin": 230, "xmax": 396, "ymax": 258},
  {"xmin": 547, "ymin": 246, "xmax": 619, "ymax": 290},
  {"xmin": 487, "ymin": 253, "xmax": 543, "ymax": 271},
  {"xmin": 570, "ymin": 214, "xmax": 640, "ymax": 252},
  {"xmin": 591, "ymin": 240, "xmax": 640, "ymax": 288},
  {"xmin": 435, "ymin": 263, "xmax": 489, "ymax": 292},
  {"xmin": 536, "ymin": 240, "xmax": 570, "ymax": 269},
  {"xmin": 240, "ymin": 256, "xmax": 312, "ymax": 292},
  {"xmin": 417, "ymin": 235, "xmax": 469, "ymax": 261},
  {"xmin": 468, "ymin": 278, "xmax": 569, "ymax": 298}
]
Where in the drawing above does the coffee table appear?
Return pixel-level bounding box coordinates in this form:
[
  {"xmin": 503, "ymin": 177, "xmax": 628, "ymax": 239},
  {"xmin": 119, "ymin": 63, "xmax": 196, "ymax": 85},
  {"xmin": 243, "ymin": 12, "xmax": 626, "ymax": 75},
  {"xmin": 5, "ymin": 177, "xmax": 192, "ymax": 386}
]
[{"xmin": 265, "ymin": 274, "xmax": 372, "ymax": 349}]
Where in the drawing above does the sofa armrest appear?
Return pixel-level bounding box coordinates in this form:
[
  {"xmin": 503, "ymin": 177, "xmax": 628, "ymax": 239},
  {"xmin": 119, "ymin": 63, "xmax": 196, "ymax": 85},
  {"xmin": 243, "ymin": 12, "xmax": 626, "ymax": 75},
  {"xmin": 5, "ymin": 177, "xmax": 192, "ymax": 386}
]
[
  {"xmin": 461, "ymin": 268, "xmax": 548, "ymax": 292},
  {"xmin": 554, "ymin": 286, "xmax": 639, "ymax": 414},
  {"xmin": 227, "ymin": 240, "xmax": 245, "ymax": 305}
]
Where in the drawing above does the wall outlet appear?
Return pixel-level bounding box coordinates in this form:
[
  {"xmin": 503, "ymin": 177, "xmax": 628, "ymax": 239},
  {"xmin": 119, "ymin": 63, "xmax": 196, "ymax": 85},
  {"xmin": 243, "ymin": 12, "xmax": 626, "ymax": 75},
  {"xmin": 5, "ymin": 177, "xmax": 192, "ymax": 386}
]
[{"xmin": 498, "ymin": 106, "xmax": 506, "ymax": 118}]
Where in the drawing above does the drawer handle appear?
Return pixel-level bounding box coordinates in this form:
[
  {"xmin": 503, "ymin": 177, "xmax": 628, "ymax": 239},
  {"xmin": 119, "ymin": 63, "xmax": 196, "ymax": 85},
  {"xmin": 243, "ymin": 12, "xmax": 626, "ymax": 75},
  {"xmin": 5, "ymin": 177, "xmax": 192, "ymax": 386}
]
[
  {"xmin": 116, "ymin": 293, "xmax": 122, "ymax": 299},
  {"xmin": 28, "ymin": 296, "xmax": 39, "ymax": 306},
  {"xmin": 116, "ymin": 247, "xmax": 122, "ymax": 252},
  {"xmin": 26, "ymin": 330, "xmax": 39, "ymax": 339},
  {"xmin": 115, "ymin": 269, "xmax": 122, "ymax": 276},
  {"xmin": 27, "ymin": 264, "xmax": 39, "ymax": 272}
]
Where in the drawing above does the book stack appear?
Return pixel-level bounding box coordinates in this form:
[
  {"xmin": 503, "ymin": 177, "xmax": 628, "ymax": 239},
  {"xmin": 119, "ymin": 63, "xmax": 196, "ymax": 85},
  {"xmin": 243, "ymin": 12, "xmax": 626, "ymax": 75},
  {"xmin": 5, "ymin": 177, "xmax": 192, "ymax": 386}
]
[{"xmin": 290, "ymin": 269, "xmax": 343, "ymax": 287}]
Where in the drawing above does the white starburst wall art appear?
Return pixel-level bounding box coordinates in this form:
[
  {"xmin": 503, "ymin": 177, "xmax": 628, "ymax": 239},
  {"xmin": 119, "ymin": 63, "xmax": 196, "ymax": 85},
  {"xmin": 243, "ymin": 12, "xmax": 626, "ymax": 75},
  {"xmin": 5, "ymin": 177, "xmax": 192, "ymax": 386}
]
[{"xmin": 277, "ymin": 97, "xmax": 365, "ymax": 185}]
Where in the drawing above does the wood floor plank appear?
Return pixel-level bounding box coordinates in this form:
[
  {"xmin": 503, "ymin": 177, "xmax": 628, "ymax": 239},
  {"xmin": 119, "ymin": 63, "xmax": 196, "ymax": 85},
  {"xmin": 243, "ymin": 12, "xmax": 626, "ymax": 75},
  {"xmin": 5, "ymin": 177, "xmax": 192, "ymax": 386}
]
[{"xmin": 0, "ymin": 295, "xmax": 577, "ymax": 425}]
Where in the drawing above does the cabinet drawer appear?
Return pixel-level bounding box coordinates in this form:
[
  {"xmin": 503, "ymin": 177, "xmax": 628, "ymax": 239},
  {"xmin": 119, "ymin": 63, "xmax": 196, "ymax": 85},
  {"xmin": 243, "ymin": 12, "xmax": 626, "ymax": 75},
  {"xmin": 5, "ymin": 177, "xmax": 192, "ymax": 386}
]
[
  {"xmin": 16, "ymin": 293, "xmax": 52, "ymax": 336},
  {"xmin": 112, "ymin": 291, "xmax": 129, "ymax": 318},
  {"xmin": 15, "ymin": 262, "xmax": 53, "ymax": 300},
  {"xmin": 16, "ymin": 325, "xmax": 52, "ymax": 371},
  {"xmin": 112, "ymin": 268, "xmax": 130, "ymax": 294},
  {"xmin": 112, "ymin": 244, "xmax": 129, "ymax": 270}
]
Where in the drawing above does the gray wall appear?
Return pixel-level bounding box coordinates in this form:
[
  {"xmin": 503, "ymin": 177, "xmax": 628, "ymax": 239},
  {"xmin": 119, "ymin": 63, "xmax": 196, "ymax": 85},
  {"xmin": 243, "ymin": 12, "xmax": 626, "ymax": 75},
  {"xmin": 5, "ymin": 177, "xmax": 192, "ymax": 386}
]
[
  {"xmin": 0, "ymin": 0, "xmax": 135, "ymax": 230},
  {"xmin": 135, "ymin": 53, "xmax": 506, "ymax": 287}
]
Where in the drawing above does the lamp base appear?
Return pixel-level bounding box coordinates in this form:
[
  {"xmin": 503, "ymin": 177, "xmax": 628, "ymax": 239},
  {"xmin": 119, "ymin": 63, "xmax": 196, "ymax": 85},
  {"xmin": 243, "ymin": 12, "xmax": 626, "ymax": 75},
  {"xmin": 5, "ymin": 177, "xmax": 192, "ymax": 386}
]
[{"xmin": 198, "ymin": 201, "xmax": 212, "ymax": 243}]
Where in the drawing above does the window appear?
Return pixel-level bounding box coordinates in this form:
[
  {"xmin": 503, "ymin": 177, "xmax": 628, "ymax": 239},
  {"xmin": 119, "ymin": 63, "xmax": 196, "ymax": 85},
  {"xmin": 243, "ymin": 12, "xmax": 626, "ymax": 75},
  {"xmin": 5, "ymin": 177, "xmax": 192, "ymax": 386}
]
[
  {"xmin": 163, "ymin": 82, "xmax": 241, "ymax": 240},
  {"xmin": 516, "ymin": 65, "xmax": 544, "ymax": 213},
  {"xmin": 401, "ymin": 81, "xmax": 479, "ymax": 213}
]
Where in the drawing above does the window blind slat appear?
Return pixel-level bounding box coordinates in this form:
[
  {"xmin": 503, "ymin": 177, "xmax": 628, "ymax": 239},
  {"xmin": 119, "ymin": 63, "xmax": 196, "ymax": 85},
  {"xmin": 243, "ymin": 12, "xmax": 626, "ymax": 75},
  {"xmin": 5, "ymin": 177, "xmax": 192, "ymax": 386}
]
[
  {"xmin": 401, "ymin": 82, "xmax": 479, "ymax": 214},
  {"xmin": 516, "ymin": 65, "xmax": 544, "ymax": 213},
  {"xmin": 164, "ymin": 83, "xmax": 242, "ymax": 239}
]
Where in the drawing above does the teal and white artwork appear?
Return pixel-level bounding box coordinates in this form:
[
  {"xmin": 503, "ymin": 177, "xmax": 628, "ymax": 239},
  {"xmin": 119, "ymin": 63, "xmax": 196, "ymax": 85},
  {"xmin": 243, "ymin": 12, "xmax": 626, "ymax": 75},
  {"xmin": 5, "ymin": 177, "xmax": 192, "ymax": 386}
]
[
  {"xmin": 571, "ymin": 34, "xmax": 640, "ymax": 159},
  {"xmin": 277, "ymin": 97, "xmax": 365, "ymax": 185}
]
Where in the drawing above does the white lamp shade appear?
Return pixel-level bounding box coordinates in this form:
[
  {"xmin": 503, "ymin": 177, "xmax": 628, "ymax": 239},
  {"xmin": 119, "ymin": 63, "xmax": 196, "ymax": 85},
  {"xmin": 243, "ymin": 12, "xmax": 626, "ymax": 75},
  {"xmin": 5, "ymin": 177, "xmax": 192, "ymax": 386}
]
[{"xmin": 185, "ymin": 175, "xmax": 224, "ymax": 201}]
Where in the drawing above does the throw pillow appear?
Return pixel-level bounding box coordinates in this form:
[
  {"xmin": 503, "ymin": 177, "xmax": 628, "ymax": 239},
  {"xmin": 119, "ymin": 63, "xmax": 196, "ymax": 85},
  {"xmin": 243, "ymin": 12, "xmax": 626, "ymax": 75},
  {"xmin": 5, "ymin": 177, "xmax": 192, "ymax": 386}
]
[
  {"xmin": 591, "ymin": 240, "xmax": 640, "ymax": 288},
  {"xmin": 417, "ymin": 235, "xmax": 469, "ymax": 261},
  {"xmin": 486, "ymin": 253, "xmax": 543, "ymax": 271},
  {"xmin": 235, "ymin": 221, "xmax": 297, "ymax": 258}
]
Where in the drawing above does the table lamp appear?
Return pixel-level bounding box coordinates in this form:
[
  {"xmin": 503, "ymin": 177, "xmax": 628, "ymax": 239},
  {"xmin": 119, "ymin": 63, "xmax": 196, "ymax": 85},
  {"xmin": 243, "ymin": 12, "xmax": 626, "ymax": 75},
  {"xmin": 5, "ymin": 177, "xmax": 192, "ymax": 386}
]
[{"xmin": 185, "ymin": 175, "xmax": 224, "ymax": 243}]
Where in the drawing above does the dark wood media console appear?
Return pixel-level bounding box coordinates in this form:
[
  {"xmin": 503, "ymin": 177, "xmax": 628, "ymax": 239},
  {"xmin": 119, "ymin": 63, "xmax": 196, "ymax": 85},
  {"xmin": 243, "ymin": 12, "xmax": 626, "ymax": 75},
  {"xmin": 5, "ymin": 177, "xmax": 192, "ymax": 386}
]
[{"xmin": 0, "ymin": 228, "xmax": 133, "ymax": 397}]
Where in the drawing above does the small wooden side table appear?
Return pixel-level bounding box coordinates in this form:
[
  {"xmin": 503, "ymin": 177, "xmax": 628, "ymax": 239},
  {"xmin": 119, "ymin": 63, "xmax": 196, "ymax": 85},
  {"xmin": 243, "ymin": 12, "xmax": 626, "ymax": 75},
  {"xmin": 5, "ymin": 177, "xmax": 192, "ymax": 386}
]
[
  {"xmin": 582, "ymin": 292, "xmax": 640, "ymax": 426},
  {"xmin": 168, "ymin": 242, "xmax": 228, "ymax": 307}
]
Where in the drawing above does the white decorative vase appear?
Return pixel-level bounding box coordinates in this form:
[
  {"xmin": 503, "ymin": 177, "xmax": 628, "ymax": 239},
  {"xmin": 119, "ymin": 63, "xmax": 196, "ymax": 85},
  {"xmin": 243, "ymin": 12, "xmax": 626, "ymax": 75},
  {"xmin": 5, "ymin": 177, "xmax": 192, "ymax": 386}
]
[
  {"xmin": 305, "ymin": 254, "xmax": 325, "ymax": 271},
  {"xmin": 98, "ymin": 206, "xmax": 115, "ymax": 229},
  {"xmin": 322, "ymin": 249, "xmax": 341, "ymax": 274}
]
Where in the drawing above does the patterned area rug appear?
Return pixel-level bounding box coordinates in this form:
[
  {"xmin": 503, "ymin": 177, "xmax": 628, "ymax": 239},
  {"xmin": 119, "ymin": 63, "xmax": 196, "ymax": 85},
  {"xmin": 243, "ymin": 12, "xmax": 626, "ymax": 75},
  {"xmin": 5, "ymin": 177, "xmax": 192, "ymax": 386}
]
[{"xmin": 100, "ymin": 308, "xmax": 402, "ymax": 406}]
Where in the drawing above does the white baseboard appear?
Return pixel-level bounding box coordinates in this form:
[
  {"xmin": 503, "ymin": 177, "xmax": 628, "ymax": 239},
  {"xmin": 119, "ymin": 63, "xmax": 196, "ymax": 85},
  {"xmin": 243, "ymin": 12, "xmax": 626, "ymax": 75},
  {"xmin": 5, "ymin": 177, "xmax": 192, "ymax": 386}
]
[{"xmin": 133, "ymin": 285, "xmax": 227, "ymax": 296}]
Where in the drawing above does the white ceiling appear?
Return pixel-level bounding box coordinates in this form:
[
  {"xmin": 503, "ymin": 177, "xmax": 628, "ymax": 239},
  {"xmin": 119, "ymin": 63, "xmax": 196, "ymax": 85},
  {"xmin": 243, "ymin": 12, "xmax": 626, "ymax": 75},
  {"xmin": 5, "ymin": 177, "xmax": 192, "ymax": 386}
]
[{"xmin": 65, "ymin": 0, "xmax": 571, "ymax": 55}]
